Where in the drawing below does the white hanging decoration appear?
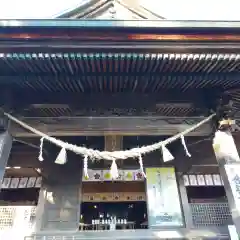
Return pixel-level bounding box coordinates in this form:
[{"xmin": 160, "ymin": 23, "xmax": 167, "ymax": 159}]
[
  {"xmin": 180, "ymin": 135, "xmax": 191, "ymax": 157},
  {"xmin": 55, "ymin": 148, "xmax": 67, "ymax": 164},
  {"xmin": 4, "ymin": 112, "xmax": 216, "ymax": 162},
  {"xmin": 110, "ymin": 159, "xmax": 118, "ymax": 179},
  {"xmin": 38, "ymin": 137, "xmax": 44, "ymax": 161},
  {"xmin": 162, "ymin": 145, "xmax": 174, "ymax": 162},
  {"xmin": 83, "ymin": 155, "xmax": 89, "ymax": 179},
  {"xmin": 213, "ymin": 130, "xmax": 239, "ymax": 161},
  {"xmin": 138, "ymin": 154, "xmax": 146, "ymax": 178}
]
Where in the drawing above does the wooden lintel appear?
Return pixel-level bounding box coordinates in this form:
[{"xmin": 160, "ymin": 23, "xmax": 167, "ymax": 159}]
[{"xmin": 9, "ymin": 116, "xmax": 212, "ymax": 137}]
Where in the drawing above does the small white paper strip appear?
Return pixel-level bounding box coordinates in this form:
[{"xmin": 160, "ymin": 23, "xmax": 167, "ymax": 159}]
[
  {"xmin": 212, "ymin": 174, "xmax": 222, "ymax": 186},
  {"xmin": 197, "ymin": 175, "xmax": 206, "ymax": 186},
  {"xmin": 180, "ymin": 135, "xmax": 191, "ymax": 157},
  {"xmin": 35, "ymin": 177, "xmax": 42, "ymax": 188},
  {"xmin": 204, "ymin": 175, "xmax": 214, "ymax": 186},
  {"xmin": 27, "ymin": 177, "xmax": 36, "ymax": 188},
  {"xmin": 18, "ymin": 177, "xmax": 28, "ymax": 188},
  {"xmin": 189, "ymin": 175, "xmax": 198, "ymax": 185},
  {"xmin": 38, "ymin": 137, "xmax": 44, "ymax": 161},
  {"xmin": 10, "ymin": 178, "xmax": 19, "ymax": 188},
  {"xmin": 1, "ymin": 178, "xmax": 11, "ymax": 188},
  {"xmin": 183, "ymin": 175, "xmax": 190, "ymax": 186}
]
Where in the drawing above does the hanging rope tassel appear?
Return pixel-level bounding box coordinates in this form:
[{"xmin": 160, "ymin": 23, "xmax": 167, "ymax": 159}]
[
  {"xmin": 55, "ymin": 148, "xmax": 67, "ymax": 164},
  {"xmin": 162, "ymin": 145, "xmax": 174, "ymax": 162},
  {"xmin": 180, "ymin": 135, "xmax": 191, "ymax": 157},
  {"xmin": 38, "ymin": 137, "xmax": 44, "ymax": 161},
  {"xmin": 110, "ymin": 159, "xmax": 118, "ymax": 179},
  {"xmin": 138, "ymin": 154, "xmax": 146, "ymax": 178},
  {"xmin": 83, "ymin": 155, "xmax": 89, "ymax": 179}
]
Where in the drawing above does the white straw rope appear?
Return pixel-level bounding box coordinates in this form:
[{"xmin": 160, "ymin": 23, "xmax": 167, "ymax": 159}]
[
  {"xmin": 181, "ymin": 135, "xmax": 191, "ymax": 157},
  {"xmin": 83, "ymin": 155, "xmax": 89, "ymax": 178},
  {"xmin": 38, "ymin": 137, "xmax": 44, "ymax": 161},
  {"xmin": 4, "ymin": 112, "xmax": 215, "ymax": 161},
  {"xmin": 138, "ymin": 154, "xmax": 146, "ymax": 178}
]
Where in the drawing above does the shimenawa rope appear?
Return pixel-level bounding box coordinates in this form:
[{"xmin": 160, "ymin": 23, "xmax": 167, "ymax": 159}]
[{"xmin": 4, "ymin": 112, "xmax": 215, "ymax": 161}]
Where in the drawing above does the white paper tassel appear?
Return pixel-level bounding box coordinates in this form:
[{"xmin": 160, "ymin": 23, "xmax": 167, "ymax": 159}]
[
  {"xmin": 180, "ymin": 135, "xmax": 191, "ymax": 157},
  {"xmin": 162, "ymin": 145, "xmax": 174, "ymax": 162},
  {"xmin": 38, "ymin": 137, "xmax": 44, "ymax": 161},
  {"xmin": 110, "ymin": 160, "xmax": 118, "ymax": 179},
  {"xmin": 55, "ymin": 148, "xmax": 67, "ymax": 164},
  {"xmin": 83, "ymin": 155, "xmax": 89, "ymax": 178},
  {"xmin": 138, "ymin": 154, "xmax": 146, "ymax": 178},
  {"xmin": 213, "ymin": 130, "xmax": 239, "ymax": 161}
]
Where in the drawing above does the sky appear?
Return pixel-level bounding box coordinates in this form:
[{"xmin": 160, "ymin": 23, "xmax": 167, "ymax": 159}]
[
  {"xmin": 0, "ymin": 0, "xmax": 84, "ymax": 19},
  {"xmin": 0, "ymin": 0, "xmax": 240, "ymax": 20}
]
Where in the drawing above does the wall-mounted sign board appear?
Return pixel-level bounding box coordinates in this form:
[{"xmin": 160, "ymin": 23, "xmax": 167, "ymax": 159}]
[
  {"xmin": 1, "ymin": 177, "xmax": 42, "ymax": 189},
  {"xmin": 82, "ymin": 192, "xmax": 146, "ymax": 202},
  {"xmin": 146, "ymin": 168, "xmax": 184, "ymax": 227},
  {"xmin": 183, "ymin": 174, "xmax": 223, "ymax": 186},
  {"xmin": 82, "ymin": 169, "xmax": 144, "ymax": 182}
]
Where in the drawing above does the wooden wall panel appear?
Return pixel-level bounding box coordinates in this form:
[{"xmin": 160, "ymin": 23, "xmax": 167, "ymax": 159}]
[{"xmin": 82, "ymin": 182, "xmax": 145, "ymax": 193}]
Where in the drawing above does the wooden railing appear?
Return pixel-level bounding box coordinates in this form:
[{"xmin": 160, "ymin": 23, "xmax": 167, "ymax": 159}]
[{"xmin": 0, "ymin": 203, "xmax": 233, "ymax": 239}]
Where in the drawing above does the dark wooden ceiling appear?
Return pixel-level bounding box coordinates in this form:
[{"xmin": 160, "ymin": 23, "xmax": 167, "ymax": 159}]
[
  {"xmin": 0, "ymin": 52, "xmax": 238, "ymax": 118},
  {"xmin": 0, "ymin": 20, "xmax": 240, "ymax": 136}
]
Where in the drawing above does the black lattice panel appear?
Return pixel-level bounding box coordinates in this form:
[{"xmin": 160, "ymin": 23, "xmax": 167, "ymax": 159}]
[
  {"xmin": 191, "ymin": 203, "xmax": 233, "ymax": 226},
  {"xmin": 0, "ymin": 207, "xmax": 15, "ymax": 230},
  {"xmin": 0, "ymin": 206, "xmax": 37, "ymax": 231},
  {"xmin": 23, "ymin": 207, "xmax": 37, "ymax": 229}
]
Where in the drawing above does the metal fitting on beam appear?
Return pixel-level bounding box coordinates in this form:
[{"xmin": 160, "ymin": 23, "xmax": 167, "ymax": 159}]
[{"xmin": 215, "ymin": 96, "xmax": 235, "ymax": 131}]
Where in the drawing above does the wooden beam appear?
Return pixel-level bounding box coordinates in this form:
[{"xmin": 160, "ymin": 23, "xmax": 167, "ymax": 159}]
[
  {"xmin": 3, "ymin": 90, "xmax": 208, "ymax": 109},
  {"xmin": 9, "ymin": 116, "xmax": 213, "ymax": 137}
]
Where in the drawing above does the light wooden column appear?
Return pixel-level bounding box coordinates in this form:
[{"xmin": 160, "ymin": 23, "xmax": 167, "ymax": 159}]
[
  {"xmin": 104, "ymin": 135, "xmax": 123, "ymax": 167},
  {"xmin": 104, "ymin": 135, "xmax": 123, "ymax": 151},
  {"xmin": 177, "ymin": 173, "xmax": 193, "ymax": 229},
  {"xmin": 213, "ymin": 130, "xmax": 240, "ymax": 236}
]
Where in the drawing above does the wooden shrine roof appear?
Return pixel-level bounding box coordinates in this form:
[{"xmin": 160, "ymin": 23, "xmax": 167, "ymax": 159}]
[
  {"xmin": 57, "ymin": 0, "xmax": 165, "ymax": 19},
  {"xmin": 0, "ymin": 20, "xmax": 239, "ymax": 136}
]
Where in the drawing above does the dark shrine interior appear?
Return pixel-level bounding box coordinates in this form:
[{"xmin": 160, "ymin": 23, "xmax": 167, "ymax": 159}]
[
  {"xmin": 81, "ymin": 202, "xmax": 147, "ymax": 228},
  {"xmin": 1, "ymin": 134, "xmax": 227, "ymax": 227},
  {"xmin": 2, "ymin": 135, "xmax": 227, "ymax": 229}
]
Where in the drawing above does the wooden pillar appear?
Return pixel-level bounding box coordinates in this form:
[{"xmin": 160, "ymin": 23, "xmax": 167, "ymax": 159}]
[
  {"xmin": 177, "ymin": 173, "xmax": 193, "ymax": 229},
  {"xmin": 36, "ymin": 156, "xmax": 83, "ymax": 231},
  {"xmin": 213, "ymin": 130, "xmax": 240, "ymax": 236},
  {"xmin": 104, "ymin": 135, "xmax": 123, "ymax": 151},
  {"xmin": 0, "ymin": 131, "xmax": 12, "ymax": 190},
  {"xmin": 104, "ymin": 135, "xmax": 123, "ymax": 166}
]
